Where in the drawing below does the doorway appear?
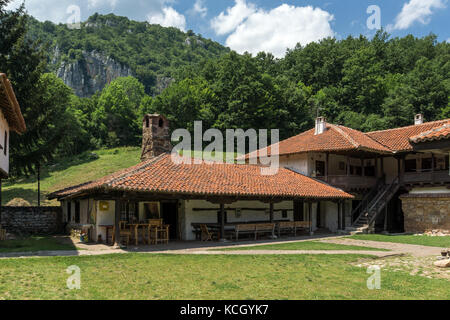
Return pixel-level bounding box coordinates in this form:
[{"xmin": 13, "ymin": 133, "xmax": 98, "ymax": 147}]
[{"xmin": 161, "ymin": 201, "xmax": 179, "ymax": 240}]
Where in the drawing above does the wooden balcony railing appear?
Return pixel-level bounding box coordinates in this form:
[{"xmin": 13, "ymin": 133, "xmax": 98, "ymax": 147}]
[
  {"xmin": 403, "ymin": 170, "xmax": 450, "ymax": 185},
  {"xmin": 316, "ymin": 175, "xmax": 378, "ymax": 191}
]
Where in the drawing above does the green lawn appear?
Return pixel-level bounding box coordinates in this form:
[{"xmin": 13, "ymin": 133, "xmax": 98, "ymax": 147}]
[
  {"xmin": 349, "ymin": 234, "xmax": 450, "ymax": 248},
  {"xmin": 0, "ymin": 254, "xmax": 448, "ymax": 300},
  {"xmin": 217, "ymin": 241, "xmax": 389, "ymax": 251},
  {"xmin": 0, "ymin": 236, "xmax": 76, "ymax": 253}
]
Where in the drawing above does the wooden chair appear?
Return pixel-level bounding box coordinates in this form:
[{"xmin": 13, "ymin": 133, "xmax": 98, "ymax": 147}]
[
  {"xmin": 158, "ymin": 225, "xmax": 170, "ymax": 244},
  {"xmin": 147, "ymin": 219, "xmax": 162, "ymax": 245},
  {"xmin": 200, "ymin": 224, "xmax": 213, "ymax": 241}
]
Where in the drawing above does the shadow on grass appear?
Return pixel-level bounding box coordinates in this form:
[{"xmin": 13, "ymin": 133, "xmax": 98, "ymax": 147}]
[{"xmin": 0, "ymin": 235, "xmax": 77, "ymax": 253}]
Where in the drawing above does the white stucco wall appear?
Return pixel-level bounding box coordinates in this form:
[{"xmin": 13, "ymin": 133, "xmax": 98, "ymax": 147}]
[
  {"xmin": 181, "ymin": 200, "xmax": 295, "ymax": 240},
  {"xmin": 95, "ymin": 200, "xmax": 115, "ymax": 241},
  {"xmin": 279, "ymin": 153, "xmax": 309, "ymax": 175},
  {"xmin": 0, "ymin": 110, "xmax": 9, "ymax": 176}
]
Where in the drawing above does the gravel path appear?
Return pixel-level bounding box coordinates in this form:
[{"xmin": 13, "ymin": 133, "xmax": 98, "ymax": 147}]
[{"xmin": 0, "ymin": 236, "xmax": 443, "ymax": 259}]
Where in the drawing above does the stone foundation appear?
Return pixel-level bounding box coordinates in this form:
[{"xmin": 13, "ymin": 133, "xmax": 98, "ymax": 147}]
[
  {"xmin": 0, "ymin": 206, "xmax": 63, "ymax": 235},
  {"xmin": 400, "ymin": 194, "xmax": 450, "ymax": 233}
]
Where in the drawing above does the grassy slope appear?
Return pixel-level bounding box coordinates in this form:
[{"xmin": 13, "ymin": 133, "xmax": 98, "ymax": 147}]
[
  {"xmin": 349, "ymin": 235, "xmax": 450, "ymax": 248},
  {"xmin": 0, "ymin": 254, "xmax": 448, "ymax": 300},
  {"xmin": 3, "ymin": 148, "xmax": 241, "ymax": 206},
  {"xmin": 3, "ymin": 147, "xmax": 142, "ymax": 206},
  {"xmin": 217, "ymin": 241, "xmax": 389, "ymax": 251}
]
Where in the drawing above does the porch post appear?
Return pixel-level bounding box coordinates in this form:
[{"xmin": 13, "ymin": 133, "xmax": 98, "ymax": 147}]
[
  {"xmin": 342, "ymin": 201, "xmax": 346, "ymax": 229},
  {"xmin": 309, "ymin": 202, "xmax": 314, "ymax": 236},
  {"xmin": 431, "ymin": 153, "xmax": 435, "ymax": 173},
  {"xmin": 383, "ymin": 205, "xmax": 388, "ymax": 232},
  {"xmin": 219, "ymin": 203, "xmax": 226, "ymax": 242},
  {"xmin": 114, "ymin": 198, "xmax": 121, "ymax": 247},
  {"xmin": 346, "ymin": 156, "xmax": 350, "ymax": 176},
  {"xmin": 269, "ymin": 202, "xmax": 274, "ymax": 223},
  {"xmin": 337, "ymin": 201, "xmax": 341, "ymax": 230},
  {"xmin": 325, "ymin": 153, "xmax": 329, "ymax": 182},
  {"xmin": 361, "ymin": 156, "xmax": 365, "ymax": 177}
]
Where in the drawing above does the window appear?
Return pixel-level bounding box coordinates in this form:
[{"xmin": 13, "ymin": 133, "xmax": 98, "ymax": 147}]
[
  {"xmin": 4, "ymin": 130, "xmax": 7, "ymax": 156},
  {"xmin": 145, "ymin": 117, "xmax": 150, "ymax": 128},
  {"xmin": 293, "ymin": 201, "xmax": 304, "ymax": 221},
  {"xmin": 282, "ymin": 210, "xmax": 288, "ymax": 219},
  {"xmin": 158, "ymin": 118, "xmax": 164, "ymax": 128},
  {"xmin": 421, "ymin": 158, "xmax": 433, "ymax": 172},
  {"xmin": 405, "ymin": 159, "xmax": 417, "ymax": 173},
  {"xmin": 74, "ymin": 201, "xmax": 80, "ymax": 223},
  {"xmin": 315, "ymin": 161, "xmax": 325, "ymax": 176},
  {"xmin": 67, "ymin": 201, "xmax": 72, "ymax": 222}
]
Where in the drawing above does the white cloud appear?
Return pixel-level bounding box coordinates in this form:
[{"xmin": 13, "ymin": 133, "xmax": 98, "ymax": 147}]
[
  {"xmin": 212, "ymin": 2, "xmax": 334, "ymax": 58},
  {"xmin": 88, "ymin": 0, "xmax": 119, "ymax": 10},
  {"xmin": 192, "ymin": 0, "xmax": 207, "ymax": 18},
  {"xmin": 147, "ymin": 6, "xmax": 186, "ymax": 31},
  {"xmin": 210, "ymin": 0, "xmax": 256, "ymax": 35},
  {"xmin": 389, "ymin": 0, "xmax": 446, "ymax": 31}
]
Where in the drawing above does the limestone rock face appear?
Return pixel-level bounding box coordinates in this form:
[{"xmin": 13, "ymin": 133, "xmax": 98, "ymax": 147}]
[{"xmin": 56, "ymin": 50, "xmax": 133, "ymax": 97}]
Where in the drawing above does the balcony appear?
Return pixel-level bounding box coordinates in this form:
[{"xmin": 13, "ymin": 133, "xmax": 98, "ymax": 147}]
[
  {"xmin": 403, "ymin": 170, "xmax": 450, "ymax": 186},
  {"xmin": 316, "ymin": 175, "xmax": 378, "ymax": 191}
]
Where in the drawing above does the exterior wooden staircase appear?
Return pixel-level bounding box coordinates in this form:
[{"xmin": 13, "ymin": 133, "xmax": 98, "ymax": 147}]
[{"xmin": 346, "ymin": 177, "xmax": 401, "ymax": 234}]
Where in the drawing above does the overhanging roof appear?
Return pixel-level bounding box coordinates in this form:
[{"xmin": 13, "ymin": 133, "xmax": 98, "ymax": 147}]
[{"xmin": 0, "ymin": 73, "xmax": 26, "ymax": 134}]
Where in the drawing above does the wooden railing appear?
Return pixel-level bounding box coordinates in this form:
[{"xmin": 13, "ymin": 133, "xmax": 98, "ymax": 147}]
[
  {"xmin": 317, "ymin": 175, "xmax": 378, "ymax": 190},
  {"xmin": 403, "ymin": 170, "xmax": 450, "ymax": 185}
]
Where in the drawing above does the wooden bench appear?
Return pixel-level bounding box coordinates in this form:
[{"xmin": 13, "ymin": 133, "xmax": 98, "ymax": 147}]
[
  {"xmin": 235, "ymin": 223, "xmax": 275, "ymax": 241},
  {"xmin": 277, "ymin": 221, "xmax": 310, "ymax": 237}
]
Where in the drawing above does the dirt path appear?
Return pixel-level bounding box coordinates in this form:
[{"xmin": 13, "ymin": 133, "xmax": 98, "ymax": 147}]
[{"xmin": 318, "ymin": 238, "xmax": 442, "ymax": 257}]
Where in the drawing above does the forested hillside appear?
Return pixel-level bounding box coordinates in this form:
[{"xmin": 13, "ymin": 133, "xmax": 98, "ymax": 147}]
[{"xmin": 28, "ymin": 13, "xmax": 229, "ymax": 96}]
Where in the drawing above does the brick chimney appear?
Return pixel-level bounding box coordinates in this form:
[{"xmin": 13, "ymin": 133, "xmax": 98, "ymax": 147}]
[
  {"xmin": 141, "ymin": 114, "xmax": 171, "ymax": 162},
  {"xmin": 315, "ymin": 117, "xmax": 327, "ymax": 135},
  {"xmin": 414, "ymin": 114, "xmax": 424, "ymax": 125}
]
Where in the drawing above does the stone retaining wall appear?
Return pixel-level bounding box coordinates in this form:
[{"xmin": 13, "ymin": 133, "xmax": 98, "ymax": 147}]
[
  {"xmin": 400, "ymin": 194, "xmax": 450, "ymax": 233},
  {"xmin": 0, "ymin": 206, "xmax": 63, "ymax": 235}
]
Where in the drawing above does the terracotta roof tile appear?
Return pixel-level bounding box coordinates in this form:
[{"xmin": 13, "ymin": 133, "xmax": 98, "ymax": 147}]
[
  {"xmin": 244, "ymin": 124, "xmax": 391, "ymax": 159},
  {"xmin": 409, "ymin": 123, "xmax": 450, "ymax": 143},
  {"xmin": 367, "ymin": 119, "xmax": 450, "ymax": 152},
  {"xmin": 49, "ymin": 153, "xmax": 353, "ymax": 200}
]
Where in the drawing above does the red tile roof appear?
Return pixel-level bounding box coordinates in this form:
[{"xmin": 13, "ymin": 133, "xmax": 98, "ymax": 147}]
[
  {"xmin": 409, "ymin": 123, "xmax": 450, "ymax": 143},
  {"xmin": 48, "ymin": 153, "xmax": 353, "ymax": 200},
  {"xmin": 367, "ymin": 119, "xmax": 450, "ymax": 152},
  {"xmin": 244, "ymin": 124, "xmax": 391, "ymax": 159},
  {"xmin": 244, "ymin": 119, "xmax": 450, "ymax": 159}
]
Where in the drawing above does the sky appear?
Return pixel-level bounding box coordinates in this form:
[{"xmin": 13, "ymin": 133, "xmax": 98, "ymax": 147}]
[{"xmin": 6, "ymin": 0, "xmax": 450, "ymax": 58}]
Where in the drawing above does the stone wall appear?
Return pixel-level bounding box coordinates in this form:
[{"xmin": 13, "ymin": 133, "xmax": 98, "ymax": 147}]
[
  {"xmin": 0, "ymin": 206, "xmax": 63, "ymax": 235},
  {"xmin": 400, "ymin": 194, "xmax": 450, "ymax": 233}
]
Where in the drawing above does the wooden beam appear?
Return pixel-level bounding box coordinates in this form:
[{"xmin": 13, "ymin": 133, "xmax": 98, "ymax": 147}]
[
  {"xmin": 269, "ymin": 203, "xmax": 274, "ymax": 222},
  {"xmin": 113, "ymin": 198, "xmax": 121, "ymax": 247},
  {"xmin": 219, "ymin": 203, "xmax": 225, "ymax": 241}
]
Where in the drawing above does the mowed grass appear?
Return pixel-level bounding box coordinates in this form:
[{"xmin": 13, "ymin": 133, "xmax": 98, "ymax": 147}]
[
  {"xmin": 217, "ymin": 241, "xmax": 389, "ymax": 251},
  {"xmin": 0, "ymin": 254, "xmax": 448, "ymax": 300},
  {"xmin": 349, "ymin": 234, "xmax": 450, "ymax": 248},
  {"xmin": 3, "ymin": 147, "xmax": 142, "ymax": 206},
  {"xmin": 0, "ymin": 236, "xmax": 76, "ymax": 253}
]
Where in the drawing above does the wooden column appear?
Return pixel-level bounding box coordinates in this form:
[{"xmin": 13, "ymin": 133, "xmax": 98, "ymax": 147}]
[
  {"xmin": 383, "ymin": 205, "xmax": 388, "ymax": 232},
  {"xmin": 325, "ymin": 153, "xmax": 329, "ymax": 182},
  {"xmin": 269, "ymin": 203, "xmax": 274, "ymax": 223},
  {"xmin": 0, "ymin": 179, "xmax": 2, "ymax": 226},
  {"xmin": 342, "ymin": 201, "xmax": 346, "ymax": 229},
  {"xmin": 309, "ymin": 202, "xmax": 314, "ymax": 236},
  {"xmin": 361, "ymin": 157, "xmax": 365, "ymax": 177},
  {"xmin": 431, "ymin": 153, "xmax": 435, "ymax": 173},
  {"xmin": 337, "ymin": 201, "xmax": 341, "ymax": 230},
  {"xmin": 37, "ymin": 163, "xmax": 41, "ymax": 208},
  {"xmin": 114, "ymin": 199, "xmax": 121, "ymax": 247},
  {"xmin": 346, "ymin": 156, "xmax": 350, "ymax": 176},
  {"xmin": 219, "ymin": 203, "xmax": 226, "ymax": 241}
]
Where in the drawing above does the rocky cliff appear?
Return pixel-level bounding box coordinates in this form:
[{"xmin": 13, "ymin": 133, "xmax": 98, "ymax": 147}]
[{"xmin": 56, "ymin": 50, "xmax": 133, "ymax": 97}]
